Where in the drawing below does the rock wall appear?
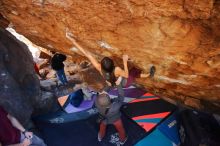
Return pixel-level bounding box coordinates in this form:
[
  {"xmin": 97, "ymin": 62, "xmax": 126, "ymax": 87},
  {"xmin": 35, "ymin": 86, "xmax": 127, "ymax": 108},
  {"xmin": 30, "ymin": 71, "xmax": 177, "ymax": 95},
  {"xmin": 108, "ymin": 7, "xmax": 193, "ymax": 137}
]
[
  {"xmin": 0, "ymin": 13, "xmax": 9, "ymax": 28},
  {"xmin": 0, "ymin": 28, "xmax": 53, "ymax": 125},
  {"xmin": 1, "ymin": 0, "xmax": 220, "ymax": 112}
]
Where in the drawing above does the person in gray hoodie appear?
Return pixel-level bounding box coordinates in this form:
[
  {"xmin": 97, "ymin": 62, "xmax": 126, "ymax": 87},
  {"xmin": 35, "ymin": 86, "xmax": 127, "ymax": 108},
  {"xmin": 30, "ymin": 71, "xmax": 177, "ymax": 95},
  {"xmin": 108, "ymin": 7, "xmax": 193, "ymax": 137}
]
[{"xmin": 95, "ymin": 90, "xmax": 127, "ymax": 145}]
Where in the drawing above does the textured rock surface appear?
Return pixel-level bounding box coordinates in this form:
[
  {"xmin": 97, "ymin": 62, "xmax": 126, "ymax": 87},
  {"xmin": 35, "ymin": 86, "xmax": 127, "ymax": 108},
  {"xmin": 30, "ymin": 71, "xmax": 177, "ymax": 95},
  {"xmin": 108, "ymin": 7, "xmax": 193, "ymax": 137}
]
[
  {"xmin": 1, "ymin": 0, "xmax": 220, "ymax": 112},
  {"xmin": 0, "ymin": 13, "xmax": 9, "ymax": 28},
  {"xmin": 0, "ymin": 28, "xmax": 54, "ymax": 125}
]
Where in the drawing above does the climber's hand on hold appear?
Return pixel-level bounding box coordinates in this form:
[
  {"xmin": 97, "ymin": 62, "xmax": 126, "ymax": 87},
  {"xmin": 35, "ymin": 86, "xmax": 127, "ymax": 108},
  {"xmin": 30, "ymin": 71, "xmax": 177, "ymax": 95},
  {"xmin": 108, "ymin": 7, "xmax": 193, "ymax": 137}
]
[
  {"xmin": 66, "ymin": 30, "xmax": 76, "ymax": 44},
  {"xmin": 123, "ymin": 55, "xmax": 129, "ymax": 62}
]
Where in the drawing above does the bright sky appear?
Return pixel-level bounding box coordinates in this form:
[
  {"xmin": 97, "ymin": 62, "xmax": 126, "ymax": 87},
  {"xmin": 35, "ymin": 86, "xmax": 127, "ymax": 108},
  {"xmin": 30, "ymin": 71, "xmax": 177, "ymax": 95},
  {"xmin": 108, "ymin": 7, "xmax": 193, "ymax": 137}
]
[{"xmin": 6, "ymin": 27, "xmax": 41, "ymax": 62}]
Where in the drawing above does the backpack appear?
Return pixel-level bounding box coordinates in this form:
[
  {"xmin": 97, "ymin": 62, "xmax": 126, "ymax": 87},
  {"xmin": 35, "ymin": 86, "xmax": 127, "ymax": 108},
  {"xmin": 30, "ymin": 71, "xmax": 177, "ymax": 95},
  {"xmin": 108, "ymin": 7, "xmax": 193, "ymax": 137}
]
[{"xmin": 63, "ymin": 89, "xmax": 84, "ymax": 108}]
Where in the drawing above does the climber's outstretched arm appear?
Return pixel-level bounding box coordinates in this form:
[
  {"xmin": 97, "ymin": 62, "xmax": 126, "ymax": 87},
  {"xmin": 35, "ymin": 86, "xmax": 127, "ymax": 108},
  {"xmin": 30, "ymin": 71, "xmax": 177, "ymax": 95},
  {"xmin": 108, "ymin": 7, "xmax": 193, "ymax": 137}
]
[{"xmin": 68, "ymin": 37, "xmax": 101, "ymax": 73}]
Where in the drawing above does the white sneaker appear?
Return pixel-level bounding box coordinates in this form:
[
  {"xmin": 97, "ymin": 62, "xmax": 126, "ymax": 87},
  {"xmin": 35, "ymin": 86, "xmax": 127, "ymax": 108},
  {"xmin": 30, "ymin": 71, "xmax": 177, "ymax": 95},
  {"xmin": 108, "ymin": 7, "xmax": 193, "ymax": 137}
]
[
  {"xmin": 120, "ymin": 136, "xmax": 128, "ymax": 145},
  {"xmin": 98, "ymin": 133, "xmax": 102, "ymax": 142}
]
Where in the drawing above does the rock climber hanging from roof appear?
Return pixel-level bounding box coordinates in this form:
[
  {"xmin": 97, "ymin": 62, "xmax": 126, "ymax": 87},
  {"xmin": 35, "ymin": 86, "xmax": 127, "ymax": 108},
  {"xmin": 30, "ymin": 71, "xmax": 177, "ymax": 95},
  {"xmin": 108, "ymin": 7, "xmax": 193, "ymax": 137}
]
[{"xmin": 66, "ymin": 35, "xmax": 156, "ymax": 97}]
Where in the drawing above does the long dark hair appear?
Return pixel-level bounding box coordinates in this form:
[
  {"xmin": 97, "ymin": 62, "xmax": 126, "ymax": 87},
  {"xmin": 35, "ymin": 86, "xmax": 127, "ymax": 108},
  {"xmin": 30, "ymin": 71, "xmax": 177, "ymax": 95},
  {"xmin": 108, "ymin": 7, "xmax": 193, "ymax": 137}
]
[
  {"xmin": 101, "ymin": 57, "xmax": 116, "ymax": 86},
  {"xmin": 101, "ymin": 57, "xmax": 114, "ymax": 72}
]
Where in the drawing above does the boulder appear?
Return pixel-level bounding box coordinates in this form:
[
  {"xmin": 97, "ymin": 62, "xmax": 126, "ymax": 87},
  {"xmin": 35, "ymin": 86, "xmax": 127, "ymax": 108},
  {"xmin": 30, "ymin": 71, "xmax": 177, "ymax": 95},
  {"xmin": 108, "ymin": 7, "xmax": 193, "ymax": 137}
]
[
  {"xmin": 1, "ymin": 0, "xmax": 220, "ymax": 112},
  {"xmin": 0, "ymin": 28, "xmax": 53, "ymax": 125}
]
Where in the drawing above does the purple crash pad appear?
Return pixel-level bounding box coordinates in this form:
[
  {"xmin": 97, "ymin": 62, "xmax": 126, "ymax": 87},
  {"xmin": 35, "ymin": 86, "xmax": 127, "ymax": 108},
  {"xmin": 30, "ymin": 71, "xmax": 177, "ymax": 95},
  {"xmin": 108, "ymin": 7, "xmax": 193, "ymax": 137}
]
[
  {"xmin": 108, "ymin": 86, "xmax": 145, "ymax": 98},
  {"xmin": 64, "ymin": 95, "xmax": 96, "ymax": 113}
]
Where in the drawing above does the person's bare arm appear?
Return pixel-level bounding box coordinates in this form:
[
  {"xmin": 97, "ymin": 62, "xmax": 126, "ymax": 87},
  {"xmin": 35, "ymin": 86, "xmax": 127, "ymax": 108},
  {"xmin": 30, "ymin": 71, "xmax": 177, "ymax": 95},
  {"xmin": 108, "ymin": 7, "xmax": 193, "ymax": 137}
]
[
  {"xmin": 122, "ymin": 55, "xmax": 129, "ymax": 78},
  {"xmin": 115, "ymin": 55, "xmax": 129, "ymax": 78},
  {"xmin": 140, "ymin": 73, "xmax": 150, "ymax": 78},
  {"xmin": 66, "ymin": 36, "xmax": 101, "ymax": 72},
  {"xmin": 7, "ymin": 114, "xmax": 25, "ymax": 133},
  {"xmin": 7, "ymin": 115, "xmax": 33, "ymax": 139}
]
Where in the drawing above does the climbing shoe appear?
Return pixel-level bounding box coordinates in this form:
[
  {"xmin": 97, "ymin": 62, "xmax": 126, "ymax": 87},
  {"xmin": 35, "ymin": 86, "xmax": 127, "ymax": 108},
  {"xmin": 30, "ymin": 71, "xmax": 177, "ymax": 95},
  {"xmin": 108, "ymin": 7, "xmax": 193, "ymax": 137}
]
[
  {"xmin": 149, "ymin": 65, "xmax": 156, "ymax": 78},
  {"xmin": 120, "ymin": 136, "xmax": 128, "ymax": 145},
  {"xmin": 98, "ymin": 133, "xmax": 102, "ymax": 142}
]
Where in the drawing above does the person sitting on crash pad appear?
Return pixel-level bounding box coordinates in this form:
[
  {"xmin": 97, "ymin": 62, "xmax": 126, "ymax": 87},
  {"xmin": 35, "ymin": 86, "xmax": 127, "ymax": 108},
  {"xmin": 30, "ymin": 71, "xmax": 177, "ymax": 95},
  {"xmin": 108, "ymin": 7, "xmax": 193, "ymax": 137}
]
[
  {"xmin": 95, "ymin": 93, "xmax": 127, "ymax": 145},
  {"xmin": 0, "ymin": 106, "xmax": 47, "ymax": 146},
  {"xmin": 66, "ymin": 36, "xmax": 156, "ymax": 97},
  {"xmin": 73, "ymin": 83, "xmax": 96, "ymax": 100}
]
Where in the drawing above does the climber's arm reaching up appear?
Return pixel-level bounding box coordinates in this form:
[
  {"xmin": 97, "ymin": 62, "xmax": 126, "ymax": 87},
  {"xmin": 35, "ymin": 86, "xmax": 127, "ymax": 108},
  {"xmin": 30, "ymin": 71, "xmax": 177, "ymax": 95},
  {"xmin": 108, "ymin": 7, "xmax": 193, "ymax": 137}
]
[
  {"xmin": 67, "ymin": 36, "xmax": 101, "ymax": 73},
  {"xmin": 115, "ymin": 55, "xmax": 129, "ymax": 79}
]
